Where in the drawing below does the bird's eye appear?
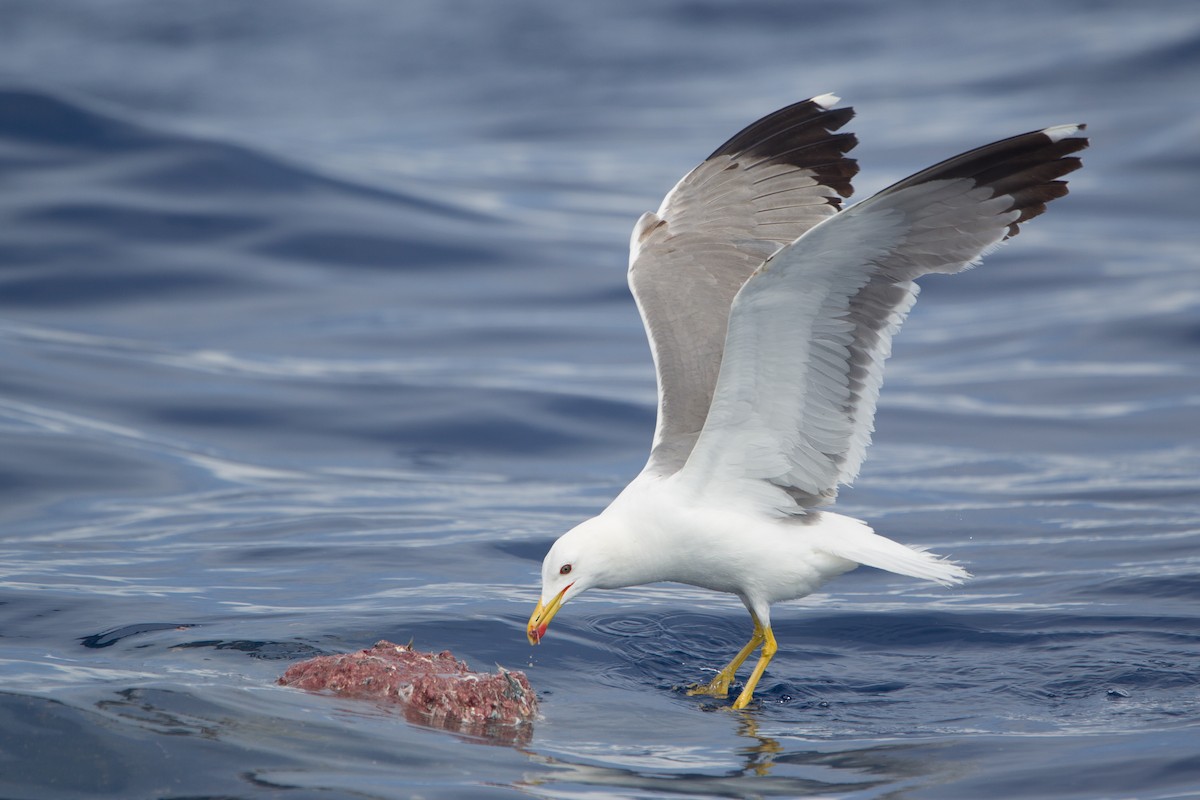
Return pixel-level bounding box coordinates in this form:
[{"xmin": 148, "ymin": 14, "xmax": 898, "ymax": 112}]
[{"xmin": 559, "ymin": 564, "xmax": 572, "ymax": 575}]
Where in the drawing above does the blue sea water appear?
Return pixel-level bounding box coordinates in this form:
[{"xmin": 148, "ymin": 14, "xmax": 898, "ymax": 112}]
[{"xmin": 1, "ymin": 1, "xmax": 1198, "ymax": 797}]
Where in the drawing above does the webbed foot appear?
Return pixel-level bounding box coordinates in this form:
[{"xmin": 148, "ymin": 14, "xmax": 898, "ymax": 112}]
[{"xmin": 686, "ymin": 673, "xmax": 735, "ymax": 698}]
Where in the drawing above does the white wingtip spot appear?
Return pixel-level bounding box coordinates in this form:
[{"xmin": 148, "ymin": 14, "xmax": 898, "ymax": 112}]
[
  {"xmin": 1042, "ymin": 123, "xmax": 1087, "ymax": 142},
  {"xmin": 811, "ymin": 92, "xmax": 840, "ymax": 109}
]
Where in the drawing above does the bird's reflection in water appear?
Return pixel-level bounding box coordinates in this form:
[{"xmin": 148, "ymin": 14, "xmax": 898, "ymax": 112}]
[
  {"xmin": 516, "ymin": 716, "xmax": 911, "ymax": 797},
  {"xmin": 735, "ymin": 713, "xmax": 783, "ymax": 776}
]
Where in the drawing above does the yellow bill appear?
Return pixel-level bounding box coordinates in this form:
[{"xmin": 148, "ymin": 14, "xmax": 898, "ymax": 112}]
[{"xmin": 526, "ymin": 583, "xmax": 572, "ymax": 644}]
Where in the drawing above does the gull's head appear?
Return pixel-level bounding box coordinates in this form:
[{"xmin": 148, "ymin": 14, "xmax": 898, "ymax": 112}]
[{"xmin": 526, "ymin": 515, "xmax": 631, "ymax": 645}]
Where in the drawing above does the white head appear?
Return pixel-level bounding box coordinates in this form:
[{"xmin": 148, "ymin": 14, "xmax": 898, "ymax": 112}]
[{"xmin": 526, "ymin": 513, "xmax": 650, "ymax": 645}]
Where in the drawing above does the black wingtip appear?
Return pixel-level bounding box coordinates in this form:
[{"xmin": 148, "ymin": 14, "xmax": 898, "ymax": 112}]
[
  {"xmin": 708, "ymin": 94, "xmax": 856, "ymax": 158},
  {"xmin": 871, "ymin": 122, "xmax": 1089, "ymax": 239},
  {"xmin": 998, "ymin": 125, "xmax": 1089, "ymax": 238},
  {"xmin": 706, "ymin": 94, "xmax": 860, "ymax": 202}
]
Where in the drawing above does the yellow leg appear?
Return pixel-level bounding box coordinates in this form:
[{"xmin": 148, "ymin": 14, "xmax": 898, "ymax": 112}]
[
  {"xmin": 688, "ymin": 617, "xmax": 765, "ymax": 698},
  {"xmin": 731, "ymin": 625, "xmax": 777, "ymax": 710}
]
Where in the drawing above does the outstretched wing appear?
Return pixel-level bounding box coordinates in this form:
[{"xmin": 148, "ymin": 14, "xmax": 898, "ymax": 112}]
[
  {"xmin": 674, "ymin": 124, "xmax": 1089, "ymax": 512},
  {"xmin": 628, "ymin": 94, "xmax": 859, "ymax": 476}
]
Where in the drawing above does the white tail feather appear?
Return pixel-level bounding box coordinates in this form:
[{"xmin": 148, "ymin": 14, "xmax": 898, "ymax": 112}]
[{"xmin": 818, "ymin": 517, "xmax": 971, "ymax": 586}]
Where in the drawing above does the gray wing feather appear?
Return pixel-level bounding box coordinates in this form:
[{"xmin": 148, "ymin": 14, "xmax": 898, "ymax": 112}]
[
  {"xmin": 628, "ymin": 95, "xmax": 859, "ymax": 476},
  {"xmin": 677, "ymin": 124, "xmax": 1089, "ymax": 512}
]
